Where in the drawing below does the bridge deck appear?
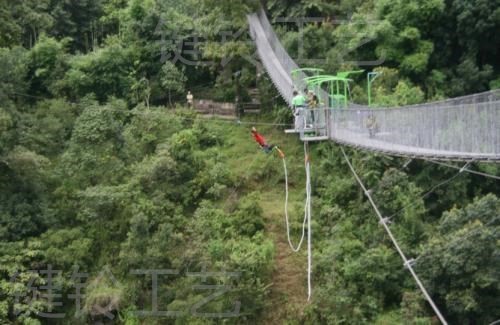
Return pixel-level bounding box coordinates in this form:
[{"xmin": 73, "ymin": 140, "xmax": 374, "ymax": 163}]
[{"xmin": 332, "ymin": 129, "xmax": 499, "ymax": 161}]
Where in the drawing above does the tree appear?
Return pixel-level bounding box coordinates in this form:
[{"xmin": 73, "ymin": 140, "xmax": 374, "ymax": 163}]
[
  {"xmin": 417, "ymin": 194, "xmax": 500, "ymax": 323},
  {"xmin": 121, "ymin": 108, "xmax": 184, "ymax": 161},
  {"xmin": 160, "ymin": 61, "xmax": 187, "ymax": 106},
  {"xmin": 373, "ymin": 168, "xmax": 426, "ymax": 247},
  {"xmin": 0, "ymin": 147, "xmax": 49, "ymax": 241},
  {"xmin": 60, "ymin": 38, "xmax": 137, "ymax": 102},
  {"xmin": 0, "ymin": 47, "xmax": 29, "ymax": 105},
  {"xmin": 0, "ymin": 108, "xmax": 15, "ymax": 157},
  {"xmin": 199, "ymin": 0, "xmax": 260, "ymax": 28},
  {"xmin": 0, "ymin": 240, "xmax": 47, "ymax": 324},
  {"xmin": 27, "ymin": 35, "xmax": 69, "ymax": 97},
  {"xmin": 131, "ymin": 77, "xmax": 151, "ymax": 108},
  {"xmin": 18, "ymin": 99, "xmax": 78, "ymax": 157},
  {"xmin": 0, "ymin": 2, "xmax": 23, "ymax": 47},
  {"xmin": 451, "ymin": 0, "xmax": 500, "ymax": 67},
  {"xmin": 0, "ymin": 0, "xmax": 54, "ymax": 48},
  {"xmin": 448, "ymin": 58, "xmax": 493, "ymax": 96},
  {"xmin": 49, "ymin": 0, "xmax": 105, "ymax": 51},
  {"xmin": 40, "ymin": 228, "xmax": 93, "ymax": 269},
  {"xmin": 59, "ymin": 99, "xmax": 127, "ymax": 188}
]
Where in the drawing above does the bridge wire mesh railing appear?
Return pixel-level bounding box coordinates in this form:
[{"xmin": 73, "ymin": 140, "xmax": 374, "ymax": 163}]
[
  {"xmin": 330, "ymin": 101, "xmax": 499, "ymax": 159},
  {"xmin": 249, "ymin": 10, "xmax": 331, "ymax": 107}
]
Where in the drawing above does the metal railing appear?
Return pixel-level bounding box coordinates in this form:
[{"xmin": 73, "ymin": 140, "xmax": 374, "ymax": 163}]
[{"xmin": 330, "ymin": 101, "xmax": 500, "ymax": 160}]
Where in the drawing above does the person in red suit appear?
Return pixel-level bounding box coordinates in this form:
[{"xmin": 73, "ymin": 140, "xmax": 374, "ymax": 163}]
[{"xmin": 251, "ymin": 127, "xmax": 285, "ymax": 158}]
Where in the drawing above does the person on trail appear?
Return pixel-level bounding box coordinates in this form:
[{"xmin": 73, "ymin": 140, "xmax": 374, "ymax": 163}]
[
  {"xmin": 292, "ymin": 90, "xmax": 307, "ymax": 130},
  {"xmin": 187, "ymin": 91, "xmax": 194, "ymax": 108},
  {"xmin": 251, "ymin": 127, "xmax": 285, "ymax": 158}
]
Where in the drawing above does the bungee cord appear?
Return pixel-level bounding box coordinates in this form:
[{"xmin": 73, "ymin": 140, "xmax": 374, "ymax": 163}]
[
  {"xmin": 305, "ymin": 142, "xmax": 313, "ymax": 301},
  {"xmin": 282, "ymin": 156, "xmax": 308, "ymax": 252},
  {"xmin": 281, "ymin": 142, "xmax": 313, "ymax": 301}
]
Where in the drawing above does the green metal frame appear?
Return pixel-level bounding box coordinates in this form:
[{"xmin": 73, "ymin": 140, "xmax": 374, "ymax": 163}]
[
  {"xmin": 291, "ymin": 68, "xmax": 325, "ymax": 90},
  {"xmin": 291, "ymin": 70, "xmax": 368, "ymax": 109},
  {"xmin": 335, "ymin": 70, "xmax": 365, "ymax": 79},
  {"xmin": 303, "ymin": 75, "xmax": 352, "ymax": 108},
  {"xmin": 292, "ymin": 70, "xmax": 363, "ymax": 141},
  {"xmin": 291, "ymin": 68, "xmax": 325, "ymax": 78}
]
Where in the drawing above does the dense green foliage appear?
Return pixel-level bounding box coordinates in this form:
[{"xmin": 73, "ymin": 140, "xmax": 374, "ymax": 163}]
[
  {"xmin": 274, "ymin": 0, "xmax": 500, "ymax": 103},
  {"xmin": 0, "ymin": 0, "xmax": 499, "ymax": 324}
]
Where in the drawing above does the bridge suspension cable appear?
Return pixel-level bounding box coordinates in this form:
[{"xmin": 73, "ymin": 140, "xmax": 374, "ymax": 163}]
[
  {"xmin": 424, "ymin": 159, "xmax": 500, "ymax": 181},
  {"xmin": 340, "ymin": 146, "xmax": 448, "ymax": 325}
]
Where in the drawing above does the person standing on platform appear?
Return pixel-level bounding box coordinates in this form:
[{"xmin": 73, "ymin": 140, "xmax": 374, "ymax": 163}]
[
  {"xmin": 187, "ymin": 91, "xmax": 194, "ymax": 108},
  {"xmin": 292, "ymin": 90, "xmax": 307, "ymax": 130}
]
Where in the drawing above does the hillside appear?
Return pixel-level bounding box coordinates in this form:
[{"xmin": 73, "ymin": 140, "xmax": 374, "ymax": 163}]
[{"xmin": 1, "ymin": 105, "xmax": 499, "ymax": 324}]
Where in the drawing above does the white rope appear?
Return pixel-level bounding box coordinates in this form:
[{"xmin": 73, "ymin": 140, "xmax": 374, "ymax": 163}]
[
  {"xmin": 340, "ymin": 146, "xmax": 448, "ymax": 325},
  {"xmin": 282, "ymin": 156, "xmax": 308, "ymax": 252},
  {"xmin": 281, "ymin": 142, "xmax": 313, "ymax": 301},
  {"xmin": 305, "ymin": 142, "xmax": 313, "ymax": 301}
]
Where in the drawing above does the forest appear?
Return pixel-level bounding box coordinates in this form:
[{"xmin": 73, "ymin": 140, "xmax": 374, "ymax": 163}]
[{"xmin": 0, "ymin": 0, "xmax": 499, "ymax": 324}]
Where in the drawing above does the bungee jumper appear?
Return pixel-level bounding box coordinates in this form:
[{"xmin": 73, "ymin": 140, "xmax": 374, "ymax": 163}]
[
  {"xmin": 251, "ymin": 127, "xmax": 285, "ymax": 158},
  {"xmin": 250, "ymin": 126, "xmax": 312, "ymax": 301}
]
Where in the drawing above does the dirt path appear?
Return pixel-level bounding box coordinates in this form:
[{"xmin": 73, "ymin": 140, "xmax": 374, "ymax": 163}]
[
  {"xmin": 259, "ymin": 194, "xmax": 309, "ymax": 324},
  {"xmin": 219, "ymin": 124, "xmax": 310, "ymax": 322}
]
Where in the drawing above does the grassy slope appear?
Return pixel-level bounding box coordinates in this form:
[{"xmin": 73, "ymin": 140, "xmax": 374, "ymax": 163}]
[{"xmin": 209, "ymin": 118, "xmax": 311, "ymax": 323}]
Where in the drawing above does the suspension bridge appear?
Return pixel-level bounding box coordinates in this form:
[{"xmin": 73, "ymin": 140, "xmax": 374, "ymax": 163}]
[{"xmin": 248, "ymin": 9, "xmax": 500, "ymax": 162}]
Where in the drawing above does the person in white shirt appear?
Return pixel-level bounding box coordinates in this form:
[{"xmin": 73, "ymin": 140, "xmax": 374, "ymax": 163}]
[{"xmin": 187, "ymin": 91, "xmax": 194, "ymax": 108}]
